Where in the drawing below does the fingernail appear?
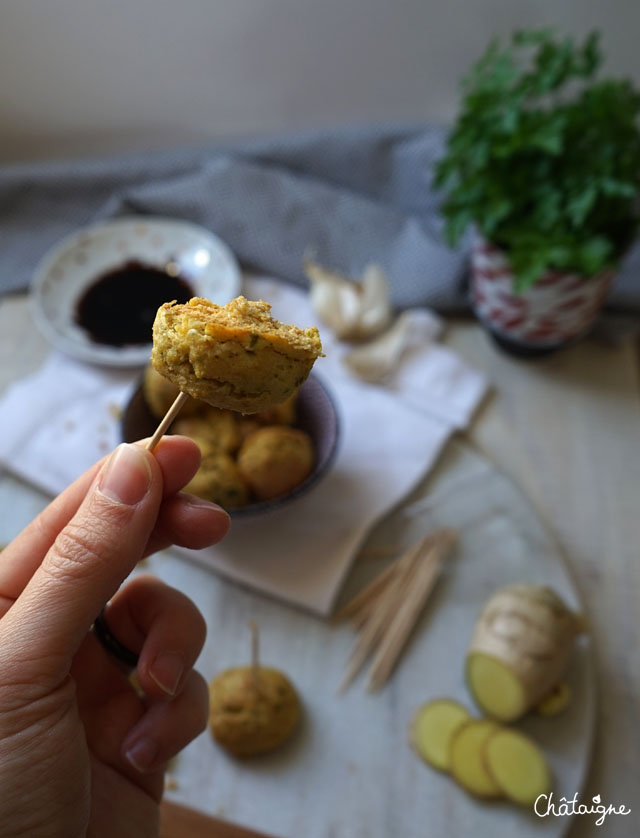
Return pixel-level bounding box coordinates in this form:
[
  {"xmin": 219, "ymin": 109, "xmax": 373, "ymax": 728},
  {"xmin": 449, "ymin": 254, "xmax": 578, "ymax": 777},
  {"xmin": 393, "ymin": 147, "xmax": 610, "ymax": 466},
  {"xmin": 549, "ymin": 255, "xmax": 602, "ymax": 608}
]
[
  {"xmin": 183, "ymin": 494, "xmax": 230, "ymax": 517},
  {"xmin": 99, "ymin": 444, "xmax": 152, "ymax": 506},
  {"xmin": 182, "ymin": 493, "xmax": 221, "ymax": 509},
  {"xmin": 149, "ymin": 652, "xmax": 184, "ymax": 696},
  {"xmin": 124, "ymin": 736, "xmax": 158, "ymax": 773}
]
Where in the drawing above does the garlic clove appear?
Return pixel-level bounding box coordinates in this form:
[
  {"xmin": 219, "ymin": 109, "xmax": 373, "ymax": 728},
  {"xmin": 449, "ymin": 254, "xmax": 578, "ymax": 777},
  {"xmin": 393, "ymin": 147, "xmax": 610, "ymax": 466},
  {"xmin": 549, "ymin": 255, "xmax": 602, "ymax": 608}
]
[
  {"xmin": 304, "ymin": 259, "xmax": 392, "ymax": 341},
  {"xmin": 358, "ymin": 264, "xmax": 392, "ymax": 337},
  {"xmin": 343, "ymin": 309, "xmax": 443, "ymax": 383}
]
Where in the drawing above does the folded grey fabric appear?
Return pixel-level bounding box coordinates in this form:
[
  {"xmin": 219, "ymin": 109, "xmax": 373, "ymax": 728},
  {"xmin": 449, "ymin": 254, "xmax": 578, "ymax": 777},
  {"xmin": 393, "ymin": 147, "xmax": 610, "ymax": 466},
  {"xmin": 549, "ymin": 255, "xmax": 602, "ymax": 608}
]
[{"xmin": 1, "ymin": 123, "xmax": 639, "ymax": 311}]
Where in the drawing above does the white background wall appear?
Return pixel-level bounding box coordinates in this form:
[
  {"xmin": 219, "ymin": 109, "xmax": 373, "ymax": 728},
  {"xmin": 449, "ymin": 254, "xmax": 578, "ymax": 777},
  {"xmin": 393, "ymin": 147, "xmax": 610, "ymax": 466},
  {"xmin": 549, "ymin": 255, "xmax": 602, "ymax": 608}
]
[{"xmin": 1, "ymin": 0, "xmax": 640, "ymax": 162}]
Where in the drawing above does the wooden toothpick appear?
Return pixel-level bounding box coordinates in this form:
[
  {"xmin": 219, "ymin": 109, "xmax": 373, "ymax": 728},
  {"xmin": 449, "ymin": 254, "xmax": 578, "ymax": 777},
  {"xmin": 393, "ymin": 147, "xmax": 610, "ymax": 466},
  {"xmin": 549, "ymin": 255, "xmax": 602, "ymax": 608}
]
[
  {"xmin": 146, "ymin": 390, "xmax": 190, "ymax": 451},
  {"xmin": 337, "ymin": 536, "xmax": 428, "ymax": 693},
  {"xmin": 249, "ymin": 620, "xmax": 260, "ymax": 691},
  {"xmin": 332, "ymin": 533, "xmax": 439, "ymax": 626},
  {"xmin": 337, "ymin": 529, "xmax": 457, "ymax": 694},
  {"xmin": 332, "ymin": 561, "xmax": 400, "ymax": 624},
  {"xmin": 367, "ymin": 531, "xmax": 456, "ymax": 692}
]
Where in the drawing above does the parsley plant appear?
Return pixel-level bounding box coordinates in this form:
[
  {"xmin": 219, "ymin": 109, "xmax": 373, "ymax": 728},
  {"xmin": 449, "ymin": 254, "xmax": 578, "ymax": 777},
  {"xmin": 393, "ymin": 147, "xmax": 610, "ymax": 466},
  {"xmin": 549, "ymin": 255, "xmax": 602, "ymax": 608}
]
[{"xmin": 435, "ymin": 30, "xmax": 640, "ymax": 291}]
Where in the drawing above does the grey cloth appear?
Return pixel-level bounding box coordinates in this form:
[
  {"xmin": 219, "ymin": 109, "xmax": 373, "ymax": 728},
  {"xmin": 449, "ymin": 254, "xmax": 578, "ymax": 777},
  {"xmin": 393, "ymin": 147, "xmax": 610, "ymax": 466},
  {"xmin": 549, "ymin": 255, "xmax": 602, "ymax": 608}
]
[{"xmin": 1, "ymin": 123, "xmax": 639, "ymax": 311}]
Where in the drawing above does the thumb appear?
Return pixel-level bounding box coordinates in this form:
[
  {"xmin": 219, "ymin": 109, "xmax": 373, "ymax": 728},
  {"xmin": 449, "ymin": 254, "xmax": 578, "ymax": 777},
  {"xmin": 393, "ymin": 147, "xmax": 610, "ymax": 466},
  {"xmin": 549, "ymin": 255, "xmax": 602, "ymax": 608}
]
[{"xmin": 0, "ymin": 444, "xmax": 162, "ymax": 686}]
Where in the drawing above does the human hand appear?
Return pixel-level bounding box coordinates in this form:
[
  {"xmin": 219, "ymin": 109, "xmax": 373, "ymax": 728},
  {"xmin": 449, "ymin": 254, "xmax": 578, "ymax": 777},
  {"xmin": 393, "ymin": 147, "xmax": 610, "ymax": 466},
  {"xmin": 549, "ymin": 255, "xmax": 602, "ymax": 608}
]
[{"xmin": 0, "ymin": 437, "xmax": 229, "ymax": 838}]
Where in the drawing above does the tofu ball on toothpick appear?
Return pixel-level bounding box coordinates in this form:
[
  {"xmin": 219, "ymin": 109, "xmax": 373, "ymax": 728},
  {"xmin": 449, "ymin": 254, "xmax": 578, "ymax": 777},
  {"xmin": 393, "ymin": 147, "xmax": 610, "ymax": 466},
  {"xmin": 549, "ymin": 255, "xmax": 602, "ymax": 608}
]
[
  {"xmin": 146, "ymin": 296, "xmax": 322, "ymax": 450},
  {"xmin": 208, "ymin": 622, "xmax": 302, "ymax": 757}
]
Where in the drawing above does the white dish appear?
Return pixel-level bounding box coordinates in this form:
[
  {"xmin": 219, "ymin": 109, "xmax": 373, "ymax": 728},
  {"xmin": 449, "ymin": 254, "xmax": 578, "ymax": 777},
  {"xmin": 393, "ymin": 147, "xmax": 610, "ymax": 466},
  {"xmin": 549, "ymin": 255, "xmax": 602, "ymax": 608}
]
[{"xmin": 31, "ymin": 216, "xmax": 242, "ymax": 366}]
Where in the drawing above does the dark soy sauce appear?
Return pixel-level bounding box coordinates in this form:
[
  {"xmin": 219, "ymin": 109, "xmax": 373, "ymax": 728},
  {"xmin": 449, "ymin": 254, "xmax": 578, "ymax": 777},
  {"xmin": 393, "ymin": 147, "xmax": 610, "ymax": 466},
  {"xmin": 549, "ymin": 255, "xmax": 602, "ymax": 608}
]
[{"xmin": 74, "ymin": 260, "xmax": 193, "ymax": 347}]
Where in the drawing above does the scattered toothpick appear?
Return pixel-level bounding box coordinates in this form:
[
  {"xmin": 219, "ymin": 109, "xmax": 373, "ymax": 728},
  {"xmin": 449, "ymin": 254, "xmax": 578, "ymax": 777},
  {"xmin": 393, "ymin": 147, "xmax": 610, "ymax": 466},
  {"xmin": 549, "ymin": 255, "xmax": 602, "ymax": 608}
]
[
  {"xmin": 332, "ymin": 560, "xmax": 400, "ymax": 624},
  {"xmin": 367, "ymin": 534, "xmax": 454, "ymax": 692},
  {"xmin": 336, "ymin": 529, "xmax": 456, "ymax": 693},
  {"xmin": 337, "ymin": 536, "xmax": 428, "ymax": 693},
  {"xmin": 146, "ymin": 390, "xmax": 190, "ymax": 451}
]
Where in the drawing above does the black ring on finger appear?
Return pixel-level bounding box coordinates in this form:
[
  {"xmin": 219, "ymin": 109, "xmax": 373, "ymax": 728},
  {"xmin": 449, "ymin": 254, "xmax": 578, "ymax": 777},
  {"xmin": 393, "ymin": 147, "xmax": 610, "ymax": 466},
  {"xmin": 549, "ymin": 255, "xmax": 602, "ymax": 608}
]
[{"xmin": 91, "ymin": 607, "xmax": 140, "ymax": 669}]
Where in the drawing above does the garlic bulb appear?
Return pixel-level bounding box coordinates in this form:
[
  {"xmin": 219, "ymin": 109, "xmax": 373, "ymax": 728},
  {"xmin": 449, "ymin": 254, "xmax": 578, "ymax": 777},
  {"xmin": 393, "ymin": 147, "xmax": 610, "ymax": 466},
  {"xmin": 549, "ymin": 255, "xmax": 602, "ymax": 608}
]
[{"xmin": 304, "ymin": 260, "xmax": 392, "ymax": 341}]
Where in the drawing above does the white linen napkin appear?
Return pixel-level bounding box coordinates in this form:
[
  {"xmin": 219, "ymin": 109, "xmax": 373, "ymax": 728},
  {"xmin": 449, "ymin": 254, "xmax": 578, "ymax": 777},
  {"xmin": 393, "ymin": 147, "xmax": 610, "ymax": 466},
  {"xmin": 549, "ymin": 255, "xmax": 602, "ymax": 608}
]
[{"xmin": 0, "ymin": 278, "xmax": 488, "ymax": 614}]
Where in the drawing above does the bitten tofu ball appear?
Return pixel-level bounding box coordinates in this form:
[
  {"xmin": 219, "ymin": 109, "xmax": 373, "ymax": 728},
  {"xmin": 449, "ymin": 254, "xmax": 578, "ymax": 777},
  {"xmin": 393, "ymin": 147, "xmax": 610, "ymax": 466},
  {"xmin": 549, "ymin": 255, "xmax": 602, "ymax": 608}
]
[
  {"xmin": 152, "ymin": 296, "xmax": 322, "ymax": 413},
  {"xmin": 209, "ymin": 667, "xmax": 302, "ymax": 757}
]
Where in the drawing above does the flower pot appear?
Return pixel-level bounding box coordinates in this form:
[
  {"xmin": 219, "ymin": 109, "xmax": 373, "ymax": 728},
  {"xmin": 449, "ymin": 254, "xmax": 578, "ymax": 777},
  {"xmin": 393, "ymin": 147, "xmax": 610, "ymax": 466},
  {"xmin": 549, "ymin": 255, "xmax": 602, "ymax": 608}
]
[{"xmin": 470, "ymin": 234, "xmax": 614, "ymax": 357}]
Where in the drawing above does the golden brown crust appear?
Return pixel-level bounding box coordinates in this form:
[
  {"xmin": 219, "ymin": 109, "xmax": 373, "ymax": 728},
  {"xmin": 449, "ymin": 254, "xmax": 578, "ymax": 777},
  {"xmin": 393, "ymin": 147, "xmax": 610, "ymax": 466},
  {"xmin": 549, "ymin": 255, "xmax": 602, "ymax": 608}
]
[
  {"xmin": 172, "ymin": 408, "xmax": 242, "ymax": 456},
  {"xmin": 237, "ymin": 426, "xmax": 314, "ymax": 501},
  {"xmin": 183, "ymin": 452, "xmax": 250, "ymax": 509},
  {"xmin": 151, "ymin": 296, "xmax": 322, "ymax": 413},
  {"xmin": 209, "ymin": 667, "xmax": 301, "ymax": 757}
]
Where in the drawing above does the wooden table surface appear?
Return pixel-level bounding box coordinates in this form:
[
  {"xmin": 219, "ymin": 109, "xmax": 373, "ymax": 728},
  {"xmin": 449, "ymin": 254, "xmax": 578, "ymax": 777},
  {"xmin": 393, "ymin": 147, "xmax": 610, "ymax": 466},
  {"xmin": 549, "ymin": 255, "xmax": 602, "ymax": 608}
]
[{"xmin": 1, "ymin": 294, "xmax": 638, "ymax": 837}]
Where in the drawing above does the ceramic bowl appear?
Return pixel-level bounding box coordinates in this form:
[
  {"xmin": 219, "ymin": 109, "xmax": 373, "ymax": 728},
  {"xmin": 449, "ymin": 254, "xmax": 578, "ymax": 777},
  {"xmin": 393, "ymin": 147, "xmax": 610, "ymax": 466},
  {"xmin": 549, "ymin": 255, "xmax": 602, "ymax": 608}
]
[
  {"xmin": 121, "ymin": 373, "xmax": 340, "ymax": 516},
  {"xmin": 31, "ymin": 216, "xmax": 241, "ymax": 367}
]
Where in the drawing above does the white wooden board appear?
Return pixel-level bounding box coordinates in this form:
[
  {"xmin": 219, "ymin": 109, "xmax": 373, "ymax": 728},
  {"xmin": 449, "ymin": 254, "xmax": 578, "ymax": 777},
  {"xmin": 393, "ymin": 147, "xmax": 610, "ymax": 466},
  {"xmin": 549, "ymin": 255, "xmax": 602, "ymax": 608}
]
[{"xmin": 144, "ymin": 439, "xmax": 596, "ymax": 838}]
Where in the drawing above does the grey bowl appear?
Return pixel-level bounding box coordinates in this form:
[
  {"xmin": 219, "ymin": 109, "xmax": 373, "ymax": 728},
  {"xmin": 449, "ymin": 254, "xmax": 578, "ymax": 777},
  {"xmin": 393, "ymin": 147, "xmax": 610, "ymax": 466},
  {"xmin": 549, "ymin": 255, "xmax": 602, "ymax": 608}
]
[{"xmin": 121, "ymin": 372, "xmax": 340, "ymax": 516}]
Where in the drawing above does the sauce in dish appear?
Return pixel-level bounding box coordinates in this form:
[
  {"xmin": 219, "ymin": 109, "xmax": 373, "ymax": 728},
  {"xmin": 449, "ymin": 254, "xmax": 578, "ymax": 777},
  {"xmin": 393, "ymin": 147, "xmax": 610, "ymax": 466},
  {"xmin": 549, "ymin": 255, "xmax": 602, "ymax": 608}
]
[{"xmin": 74, "ymin": 260, "xmax": 193, "ymax": 347}]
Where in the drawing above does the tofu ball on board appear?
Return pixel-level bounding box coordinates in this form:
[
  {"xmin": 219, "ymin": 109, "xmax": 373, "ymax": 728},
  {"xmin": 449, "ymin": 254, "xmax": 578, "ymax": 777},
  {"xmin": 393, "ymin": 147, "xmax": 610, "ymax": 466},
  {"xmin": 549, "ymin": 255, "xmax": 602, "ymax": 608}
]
[{"xmin": 209, "ymin": 666, "xmax": 302, "ymax": 757}]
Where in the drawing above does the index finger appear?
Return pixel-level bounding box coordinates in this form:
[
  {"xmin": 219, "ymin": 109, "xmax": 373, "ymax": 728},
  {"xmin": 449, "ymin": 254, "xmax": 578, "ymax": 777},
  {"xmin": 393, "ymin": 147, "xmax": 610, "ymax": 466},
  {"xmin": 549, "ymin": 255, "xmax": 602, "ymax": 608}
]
[
  {"xmin": 0, "ymin": 436, "xmax": 202, "ymax": 603},
  {"xmin": 0, "ymin": 444, "xmax": 162, "ymax": 686}
]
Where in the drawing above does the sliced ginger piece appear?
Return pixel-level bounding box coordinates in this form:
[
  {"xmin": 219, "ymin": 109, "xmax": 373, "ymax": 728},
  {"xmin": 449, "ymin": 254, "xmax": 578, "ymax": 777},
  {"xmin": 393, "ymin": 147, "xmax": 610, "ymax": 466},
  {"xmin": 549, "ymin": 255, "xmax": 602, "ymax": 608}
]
[
  {"xmin": 409, "ymin": 699, "xmax": 470, "ymax": 772},
  {"xmin": 536, "ymin": 682, "xmax": 571, "ymax": 716},
  {"xmin": 449, "ymin": 719, "xmax": 503, "ymax": 799},
  {"xmin": 483, "ymin": 727, "xmax": 552, "ymax": 806},
  {"xmin": 466, "ymin": 652, "xmax": 528, "ymax": 722}
]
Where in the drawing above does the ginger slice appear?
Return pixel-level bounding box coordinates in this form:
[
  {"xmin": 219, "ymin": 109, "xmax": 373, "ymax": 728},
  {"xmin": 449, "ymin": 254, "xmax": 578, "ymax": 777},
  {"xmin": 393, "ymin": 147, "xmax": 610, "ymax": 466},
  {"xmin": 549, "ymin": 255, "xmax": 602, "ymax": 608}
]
[
  {"xmin": 449, "ymin": 719, "xmax": 503, "ymax": 799},
  {"xmin": 409, "ymin": 699, "xmax": 470, "ymax": 772},
  {"xmin": 483, "ymin": 727, "xmax": 552, "ymax": 806}
]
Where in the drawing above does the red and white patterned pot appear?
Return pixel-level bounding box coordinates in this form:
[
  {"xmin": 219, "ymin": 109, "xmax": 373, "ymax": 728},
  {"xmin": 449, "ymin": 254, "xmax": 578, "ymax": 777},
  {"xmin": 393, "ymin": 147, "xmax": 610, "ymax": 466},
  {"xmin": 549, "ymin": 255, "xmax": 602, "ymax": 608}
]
[{"xmin": 470, "ymin": 233, "xmax": 614, "ymax": 353}]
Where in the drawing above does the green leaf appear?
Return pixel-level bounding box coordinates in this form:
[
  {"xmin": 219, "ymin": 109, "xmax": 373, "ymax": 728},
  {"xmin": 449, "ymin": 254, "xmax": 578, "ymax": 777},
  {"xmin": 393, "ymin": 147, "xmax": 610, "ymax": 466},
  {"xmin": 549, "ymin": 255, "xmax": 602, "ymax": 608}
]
[
  {"xmin": 513, "ymin": 28, "xmax": 555, "ymax": 47},
  {"xmin": 600, "ymin": 178, "xmax": 637, "ymax": 199},
  {"xmin": 482, "ymin": 197, "xmax": 513, "ymax": 235},
  {"xmin": 576, "ymin": 237, "xmax": 614, "ymax": 274},
  {"xmin": 582, "ymin": 31, "xmax": 601, "ymax": 75},
  {"xmin": 567, "ymin": 185, "xmax": 598, "ymax": 226},
  {"xmin": 528, "ymin": 120, "xmax": 564, "ymax": 155},
  {"xmin": 444, "ymin": 209, "xmax": 474, "ymax": 245}
]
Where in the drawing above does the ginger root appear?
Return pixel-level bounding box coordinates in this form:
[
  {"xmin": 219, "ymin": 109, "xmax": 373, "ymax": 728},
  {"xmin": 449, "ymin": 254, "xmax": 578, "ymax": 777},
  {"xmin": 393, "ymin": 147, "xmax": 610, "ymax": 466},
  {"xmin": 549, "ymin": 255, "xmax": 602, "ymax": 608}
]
[
  {"xmin": 536, "ymin": 682, "xmax": 572, "ymax": 716},
  {"xmin": 466, "ymin": 584, "xmax": 584, "ymax": 722}
]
